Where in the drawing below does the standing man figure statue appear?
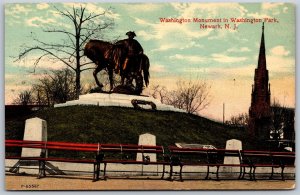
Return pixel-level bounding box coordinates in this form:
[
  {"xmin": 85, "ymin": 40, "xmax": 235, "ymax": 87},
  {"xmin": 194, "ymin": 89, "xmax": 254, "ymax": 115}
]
[{"xmin": 115, "ymin": 31, "xmax": 144, "ymax": 74}]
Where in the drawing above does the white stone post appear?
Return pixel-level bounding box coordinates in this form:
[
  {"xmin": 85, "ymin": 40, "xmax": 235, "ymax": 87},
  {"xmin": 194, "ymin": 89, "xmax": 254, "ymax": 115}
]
[
  {"xmin": 137, "ymin": 133, "xmax": 157, "ymax": 175},
  {"xmin": 17, "ymin": 117, "xmax": 47, "ymax": 174},
  {"xmin": 222, "ymin": 139, "xmax": 242, "ymax": 174},
  {"xmin": 137, "ymin": 133, "xmax": 156, "ymax": 162},
  {"xmin": 22, "ymin": 117, "xmax": 47, "ymax": 157}
]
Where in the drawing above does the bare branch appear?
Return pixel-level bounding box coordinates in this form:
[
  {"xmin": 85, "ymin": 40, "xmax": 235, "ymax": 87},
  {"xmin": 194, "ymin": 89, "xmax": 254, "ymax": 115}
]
[
  {"xmin": 150, "ymin": 80, "xmax": 212, "ymax": 114},
  {"xmin": 80, "ymin": 61, "xmax": 95, "ymax": 66},
  {"xmin": 17, "ymin": 46, "xmax": 76, "ymax": 71},
  {"xmin": 80, "ymin": 67, "xmax": 96, "ymax": 72},
  {"xmin": 17, "ymin": 5, "xmax": 114, "ymax": 98}
]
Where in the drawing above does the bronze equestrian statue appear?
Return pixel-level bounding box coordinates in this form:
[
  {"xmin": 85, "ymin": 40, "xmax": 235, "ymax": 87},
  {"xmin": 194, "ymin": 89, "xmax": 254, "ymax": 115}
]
[{"xmin": 84, "ymin": 31, "xmax": 149, "ymax": 94}]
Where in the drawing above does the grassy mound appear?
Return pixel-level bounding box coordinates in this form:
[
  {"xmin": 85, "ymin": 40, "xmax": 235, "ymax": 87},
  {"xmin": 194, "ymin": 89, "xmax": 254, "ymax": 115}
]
[{"xmin": 5, "ymin": 105, "xmax": 255, "ymax": 151}]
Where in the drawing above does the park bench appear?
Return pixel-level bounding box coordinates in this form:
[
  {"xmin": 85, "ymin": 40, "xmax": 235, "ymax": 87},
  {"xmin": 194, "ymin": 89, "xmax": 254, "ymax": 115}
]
[
  {"xmin": 240, "ymin": 150, "xmax": 295, "ymax": 180},
  {"xmin": 168, "ymin": 146, "xmax": 255, "ymax": 181},
  {"xmin": 96, "ymin": 144, "xmax": 169, "ymax": 179},
  {"xmin": 5, "ymin": 140, "xmax": 169, "ymax": 181},
  {"xmin": 168, "ymin": 146, "xmax": 218, "ymax": 181},
  {"xmin": 204, "ymin": 149, "xmax": 251, "ymax": 180},
  {"xmin": 6, "ymin": 140, "xmax": 295, "ymax": 181},
  {"xmin": 6, "ymin": 139, "xmax": 104, "ymax": 181}
]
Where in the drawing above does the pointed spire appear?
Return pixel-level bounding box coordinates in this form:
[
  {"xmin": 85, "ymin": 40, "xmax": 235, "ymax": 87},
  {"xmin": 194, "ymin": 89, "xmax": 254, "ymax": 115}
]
[
  {"xmin": 258, "ymin": 22, "xmax": 266, "ymax": 70},
  {"xmin": 249, "ymin": 22, "xmax": 271, "ymax": 138}
]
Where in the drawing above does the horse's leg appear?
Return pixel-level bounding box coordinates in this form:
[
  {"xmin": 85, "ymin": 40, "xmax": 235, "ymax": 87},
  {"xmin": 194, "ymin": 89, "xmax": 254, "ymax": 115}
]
[
  {"xmin": 108, "ymin": 67, "xmax": 114, "ymax": 91},
  {"xmin": 126, "ymin": 72, "xmax": 134, "ymax": 88},
  {"xmin": 121, "ymin": 75, "xmax": 125, "ymax": 86},
  {"xmin": 120, "ymin": 63, "xmax": 126, "ymax": 86},
  {"xmin": 93, "ymin": 65, "xmax": 104, "ymax": 89},
  {"xmin": 135, "ymin": 73, "xmax": 143, "ymax": 95}
]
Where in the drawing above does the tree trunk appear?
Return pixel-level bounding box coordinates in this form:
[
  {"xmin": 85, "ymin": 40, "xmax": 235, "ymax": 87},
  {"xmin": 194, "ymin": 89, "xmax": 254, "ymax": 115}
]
[
  {"xmin": 75, "ymin": 32, "xmax": 81, "ymax": 99},
  {"xmin": 75, "ymin": 69, "xmax": 80, "ymax": 99}
]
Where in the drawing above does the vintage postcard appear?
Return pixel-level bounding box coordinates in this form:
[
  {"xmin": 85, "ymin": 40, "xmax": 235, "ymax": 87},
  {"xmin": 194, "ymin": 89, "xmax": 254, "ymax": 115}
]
[{"xmin": 4, "ymin": 2, "xmax": 295, "ymax": 190}]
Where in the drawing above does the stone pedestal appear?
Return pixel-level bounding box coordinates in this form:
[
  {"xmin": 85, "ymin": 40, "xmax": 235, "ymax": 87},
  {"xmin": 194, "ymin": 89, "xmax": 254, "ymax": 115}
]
[
  {"xmin": 54, "ymin": 93, "xmax": 186, "ymax": 113},
  {"xmin": 137, "ymin": 133, "xmax": 156, "ymax": 162},
  {"xmin": 19, "ymin": 117, "xmax": 47, "ymax": 174},
  {"xmin": 136, "ymin": 133, "xmax": 158, "ymax": 175},
  {"xmin": 222, "ymin": 139, "xmax": 242, "ymax": 175},
  {"xmin": 22, "ymin": 117, "xmax": 47, "ymax": 157}
]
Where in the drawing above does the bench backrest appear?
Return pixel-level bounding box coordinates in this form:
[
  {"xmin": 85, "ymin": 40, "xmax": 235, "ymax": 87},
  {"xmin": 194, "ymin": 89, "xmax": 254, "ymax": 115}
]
[
  {"xmin": 240, "ymin": 150, "xmax": 295, "ymax": 165},
  {"xmin": 168, "ymin": 146, "xmax": 233, "ymax": 164},
  {"xmin": 6, "ymin": 140, "xmax": 164, "ymax": 161}
]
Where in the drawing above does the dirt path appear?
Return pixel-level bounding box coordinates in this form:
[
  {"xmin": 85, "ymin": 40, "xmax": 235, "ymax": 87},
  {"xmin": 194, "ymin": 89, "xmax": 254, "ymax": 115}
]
[{"xmin": 5, "ymin": 175, "xmax": 295, "ymax": 191}]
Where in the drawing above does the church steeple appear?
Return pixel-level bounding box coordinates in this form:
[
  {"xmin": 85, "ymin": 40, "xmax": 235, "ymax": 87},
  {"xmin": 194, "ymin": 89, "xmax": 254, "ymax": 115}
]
[
  {"xmin": 248, "ymin": 23, "xmax": 272, "ymax": 138},
  {"xmin": 258, "ymin": 22, "xmax": 266, "ymax": 71},
  {"xmin": 253, "ymin": 22, "xmax": 270, "ymax": 98}
]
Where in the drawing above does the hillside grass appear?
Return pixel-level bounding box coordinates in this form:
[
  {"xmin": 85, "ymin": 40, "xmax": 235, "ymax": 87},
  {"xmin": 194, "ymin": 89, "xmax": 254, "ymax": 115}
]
[{"xmin": 5, "ymin": 105, "xmax": 262, "ymax": 153}]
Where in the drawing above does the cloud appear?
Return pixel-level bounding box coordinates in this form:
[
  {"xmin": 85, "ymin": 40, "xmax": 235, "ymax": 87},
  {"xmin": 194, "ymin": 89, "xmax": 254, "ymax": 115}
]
[
  {"xmin": 151, "ymin": 44, "xmax": 178, "ymax": 52},
  {"xmin": 182, "ymin": 65, "xmax": 255, "ymax": 78},
  {"xmin": 182, "ymin": 67, "xmax": 210, "ymax": 73},
  {"xmin": 150, "ymin": 39, "xmax": 203, "ymax": 52},
  {"xmin": 267, "ymin": 55, "xmax": 294, "ymax": 76},
  {"xmin": 150, "ymin": 64, "xmax": 167, "ymax": 73},
  {"xmin": 247, "ymin": 12, "xmax": 272, "ymax": 19},
  {"xmin": 5, "ymin": 4, "xmax": 32, "ymax": 24},
  {"xmin": 227, "ymin": 47, "xmax": 251, "ymax": 53},
  {"xmin": 11, "ymin": 55, "xmax": 66, "ymax": 70},
  {"xmin": 270, "ymin": 46, "xmax": 290, "ymax": 56},
  {"xmin": 63, "ymin": 3, "xmax": 120, "ymax": 19},
  {"xmin": 134, "ymin": 3, "xmax": 250, "ymax": 42},
  {"xmin": 134, "ymin": 17, "xmax": 212, "ymax": 40},
  {"xmin": 5, "ymin": 4, "xmax": 32, "ymax": 16},
  {"xmin": 171, "ymin": 3, "xmax": 249, "ymax": 40},
  {"xmin": 180, "ymin": 41, "xmax": 203, "ymax": 50},
  {"xmin": 262, "ymin": 3, "xmax": 284, "ymax": 11},
  {"xmin": 121, "ymin": 4, "xmax": 163, "ymax": 13},
  {"xmin": 170, "ymin": 54, "xmax": 206, "ymax": 63},
  {"xmin": 26, "ymin": 17, "xmax": 56, "ymax": 27},
  {"xmin": 37, "ymin": 3, "xmax": 49, "ymax": 10},
  {"xmin": 172, "ymin": 3, "xmax": 248, "ymax": 19},
  {"xmin": 49, "ymin": 10, "xmax": 63, "ymax": 18},
  {"xmin": 247, "ymin": 3, "xmax": 286, "ymax": 19},
  {"xmin": 283, "ymin": 7, "xmax": 289, "ymax": 13},
  {"xmin": 211, "ymin": 53, "xmax": 247, "ymax": 63},
  {"xmin": 134, "ymin": 17, "xmax": 151, "ymax": 26}
]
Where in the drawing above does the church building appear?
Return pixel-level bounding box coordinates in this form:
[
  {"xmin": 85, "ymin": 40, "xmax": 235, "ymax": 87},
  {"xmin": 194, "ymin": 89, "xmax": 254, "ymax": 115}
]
[{"xmin": 248, "ymin": 23, "xmax": 273, "ymax": 139}]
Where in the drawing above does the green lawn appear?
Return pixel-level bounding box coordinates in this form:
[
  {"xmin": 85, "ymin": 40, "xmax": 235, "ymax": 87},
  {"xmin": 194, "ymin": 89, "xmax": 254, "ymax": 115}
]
[{"xmin": 6, "ymin": 106, "xmax": 261, "ymax": 149}]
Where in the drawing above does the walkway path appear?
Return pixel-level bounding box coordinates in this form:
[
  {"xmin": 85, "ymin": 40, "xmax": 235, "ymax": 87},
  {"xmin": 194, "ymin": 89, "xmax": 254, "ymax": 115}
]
[{"xmin": 5, "ymin": 174, "xmax": 295, "ymax": 190}]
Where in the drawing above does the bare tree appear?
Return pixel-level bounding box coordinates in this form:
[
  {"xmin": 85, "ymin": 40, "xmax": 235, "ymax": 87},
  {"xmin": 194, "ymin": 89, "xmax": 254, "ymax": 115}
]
[
  {"xmin": 149, "ymin": 80, "xmax": 212, "ymax": 114},
  {"xmin": 166, "ymin": 80, "xmax": 212, "ymax": 114},
  {"xmin": 271, "ymin": 98, "xmax": 295, "ymax": 141},
  {"xmin": 226, "ymin": 113, "xmax": 249, "ymax": 127},
  {"xmin": 13, "ymin": 69, "xmax": 78, "ymax": 106},
  {"xmin": 148, "ymin": 85, "xmax": 168, "ymax": 103},
  {"xmin": 31, "ymin": 69, "xmax": 78, "ymax": 106},
  {"xmin": 16, "ymin": 5, "xmax": 114, "ymax": 98},
  {"xmin": 13, "ymin": 90, "xmax": 34, "ymax": 106}
]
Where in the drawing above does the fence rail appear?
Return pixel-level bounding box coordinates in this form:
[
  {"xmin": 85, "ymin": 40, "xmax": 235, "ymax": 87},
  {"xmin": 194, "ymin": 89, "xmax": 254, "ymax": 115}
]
[{"xmin": 5, "ymin": 139, "xmax": 295, "ymax": 182}]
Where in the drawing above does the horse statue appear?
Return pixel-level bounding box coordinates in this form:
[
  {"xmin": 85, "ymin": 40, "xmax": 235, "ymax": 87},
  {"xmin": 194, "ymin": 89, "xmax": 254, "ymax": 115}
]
[{"xmin": 84, "ymin": 39, "xmax": 150, "ymax": 94}]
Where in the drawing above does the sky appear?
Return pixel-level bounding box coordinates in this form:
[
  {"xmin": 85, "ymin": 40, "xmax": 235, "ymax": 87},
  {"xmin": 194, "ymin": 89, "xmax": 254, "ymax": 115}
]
[{"xmin": 4, "ymin": 2, "xmax": 295, "ymax": 121}]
